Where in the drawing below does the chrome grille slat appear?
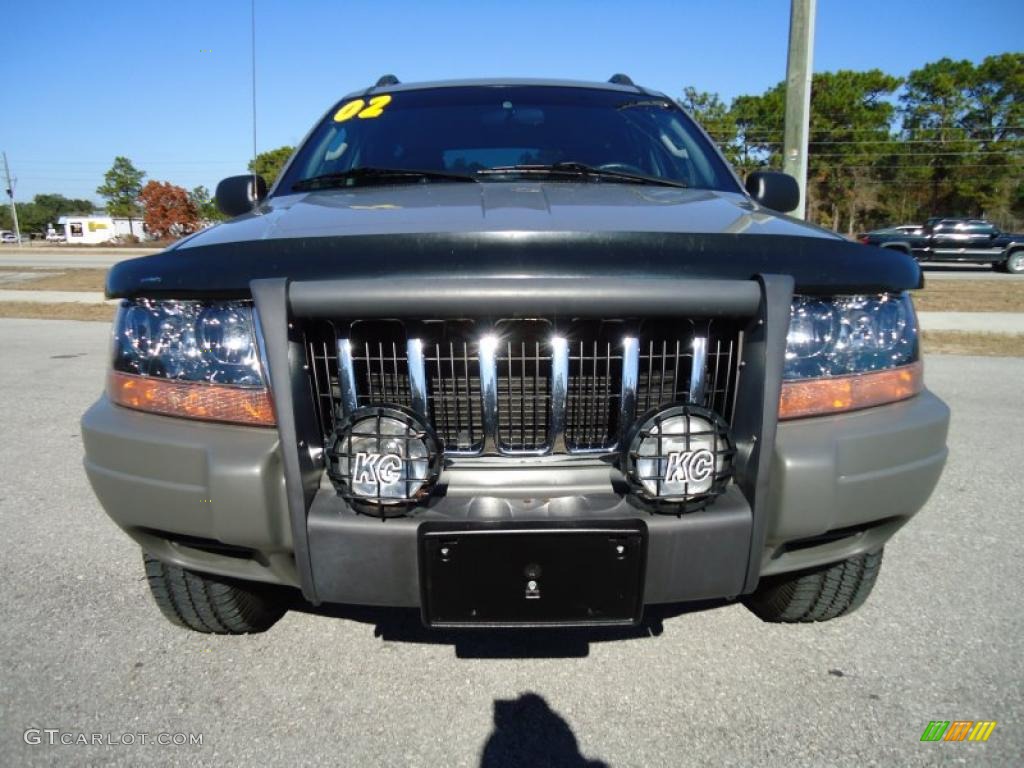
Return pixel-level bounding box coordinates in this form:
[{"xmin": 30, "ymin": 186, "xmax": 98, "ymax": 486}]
[
  {"xmin": 495, "ymin": 340, "xmax": 550, "ymax": 452},
  {"xmin": 304, "ymin": 319, "xmax": 742, "ymax": 457}
]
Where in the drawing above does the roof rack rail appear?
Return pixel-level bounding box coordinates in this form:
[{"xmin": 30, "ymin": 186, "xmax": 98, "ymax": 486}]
[
  {"xmin": 608, "ymin": 73, "xmax": 635, "ymax": 86},
  {"xmin": 375, "ymin": 74, "xmax": 400, "ymax": 87}
]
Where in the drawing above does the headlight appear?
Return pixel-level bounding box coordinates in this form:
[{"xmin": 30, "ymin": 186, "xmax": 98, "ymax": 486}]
[
  {"xmin": 107, "ymin": 299, "xmax": 274, "ymax": 426},
  {"xmin": 780, "ymin": 293, "xmax": 922, "ymax": 419}
]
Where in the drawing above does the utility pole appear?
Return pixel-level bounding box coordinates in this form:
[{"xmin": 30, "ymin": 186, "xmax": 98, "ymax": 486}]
[
  {"xmin": 2, "ymin": 152, "xmax": 22, "ymax": 246},
  {"xmin": 782, "ymin": 0, "xmax": 816, "ymax": 220}
]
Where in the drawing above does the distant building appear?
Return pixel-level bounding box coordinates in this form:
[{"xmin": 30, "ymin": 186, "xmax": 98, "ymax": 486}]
[{"xmin": 58, "ymin": 214, "xmax": 146, "ymax": 244}]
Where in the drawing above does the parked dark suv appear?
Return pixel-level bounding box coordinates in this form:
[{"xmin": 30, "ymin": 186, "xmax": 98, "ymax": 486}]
[
  {"xmin": 82, "ymin": 76, "xmax": 949, "ymax": 633},
  {"xmin": 860, "ymin": 218, "xmax": 1024, "ymax": 272}
]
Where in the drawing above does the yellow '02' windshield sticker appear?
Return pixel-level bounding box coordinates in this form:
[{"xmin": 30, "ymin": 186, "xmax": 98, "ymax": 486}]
[{"xmin": 333, "ymin": 95, "xmax": 393, "ymax": 122}]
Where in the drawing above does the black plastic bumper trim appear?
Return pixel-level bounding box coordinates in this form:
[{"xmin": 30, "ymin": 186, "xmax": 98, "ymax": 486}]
[{"xmin": 305, "ymin": 485, "xmax": 752, "ymax": 609}]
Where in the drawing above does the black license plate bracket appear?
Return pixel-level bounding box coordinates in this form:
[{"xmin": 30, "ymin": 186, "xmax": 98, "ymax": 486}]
[{"xmin": 419, "ymin": 520, "xmax": 647, "ymax": 628}]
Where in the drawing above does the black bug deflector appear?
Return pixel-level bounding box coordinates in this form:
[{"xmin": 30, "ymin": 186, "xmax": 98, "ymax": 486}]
[{"xmin": 108, "ymin": 230, "xmax": 921, "ymax": 300}]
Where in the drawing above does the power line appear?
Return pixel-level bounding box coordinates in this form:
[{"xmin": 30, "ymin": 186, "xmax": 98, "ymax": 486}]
[
  {"xmin": 706, "ymin": 133, "xmax": 1024, "ymax": 142},
  {"xmin": 697, "ymin": 122, "xmax": 1024, "ymax": 133}
]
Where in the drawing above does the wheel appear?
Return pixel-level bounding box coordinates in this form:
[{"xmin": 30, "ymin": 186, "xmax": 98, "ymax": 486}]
[
  {"xmin": 1003, "ymin": 250, "xmax": 1024, "ymax": 274},
  {"xmin": 743, "ymin": 550, "xmax": 883, "ymax": 623},
  {"xmin": 143, "ymin": 553, "xmax": 287, "ymax": 634}
]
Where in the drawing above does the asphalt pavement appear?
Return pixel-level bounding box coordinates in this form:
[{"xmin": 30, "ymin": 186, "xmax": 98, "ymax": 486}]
[
  {"xmin": 921, "ymin": 263, "xmax": 1024, "ymax": 281},
  {"xmin": 0, "ymin": 247, "xmax": 157, "ymax": 269},
  {"xmin": 0, "ymin": 318, "xmax": 1021, "ymax": 767}
]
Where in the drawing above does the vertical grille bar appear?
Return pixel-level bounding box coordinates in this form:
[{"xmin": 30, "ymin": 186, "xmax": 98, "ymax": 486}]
[
  {"xmin": 549, "ymin": 336, "xmax": 568, "ymax": 452},
  {"xmin": 407, "ymin": 338, "xmax": 427, "ymax": 417},
  {"xmin": 618, "ymin": 336, "xmax": 639, "ymax": 445},
  {"xmin": 479, "ymin": 335, "xmax": 499, "ymax": 454},
  {"xmin": 690, "ymin": 336, "xmax": 708, "ymax": 405},
  {"xmin": 336, "ymin": 338, "xmax": 358, "ymax": 417}
]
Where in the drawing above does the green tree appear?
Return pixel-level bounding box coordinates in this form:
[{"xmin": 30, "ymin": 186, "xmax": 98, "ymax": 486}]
[
  {"xmin": 968, "ymin": 53, "xmax": 1024, "ymax": 225},
  {"xmin": 96, "ymin": 156, "xmax": 145, "ymax": 237},
  {"xmin": 678, "ymin": 88, "xmax": 739, "ymax": 165},
  {"xmin": 899, "ymin": 58, "xmax": 983, "ymax": 218},
  {"xmin": 247, "ymin": 146, "xmax": 294, "ymax": 186},
  {"xmin": 189, "ymin": 185, "xmax": 225, "ymax": 222},
  {"xmin": 0, "ymin": 193, "xmax": 94, "ymax": 235},
  {"xmin": 678, "ymin": 53, "xmax": 1023, "ymax": 231},
  {"xmin": 805, "ymin": 69, "xmax": 902, "ymax": 234},
  {"xmin": 729, "ymin": 83, "xmax": 787, "ymax": 175},
  {"xmin": 896, "ymin": 55, "xmax": 1024, "ymax": 223}
]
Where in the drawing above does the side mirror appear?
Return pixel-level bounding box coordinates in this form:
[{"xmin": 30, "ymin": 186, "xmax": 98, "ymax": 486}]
[
  {"xmin": 744, "ymin": 171, "xmax": 800, "ymax": 213},
  {"xmin": 215, "ymin": 175, "xmax": 268, "ymax": 217}
]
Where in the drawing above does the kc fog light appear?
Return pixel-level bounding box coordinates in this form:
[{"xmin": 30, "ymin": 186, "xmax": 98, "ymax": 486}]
[
  {"xmin": 624, "ymin": 405, "xmax": 734, "ymax": 512},
  {"xmin": 326, "ymin": 406, "xmax": 441, "ymax": 514}
]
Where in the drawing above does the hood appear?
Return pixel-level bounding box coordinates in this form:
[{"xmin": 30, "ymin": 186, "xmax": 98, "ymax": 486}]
[
  {"xmin": 108, "ymin": 182, "xmax": 920, "ymax": 298},
  {"xmin": 177, "ymin": 183, "xmax": 837, "ymax": 245}
]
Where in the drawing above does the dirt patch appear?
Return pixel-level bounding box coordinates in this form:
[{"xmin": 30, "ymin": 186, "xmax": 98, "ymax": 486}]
[
  {"xmin": 913, "ymin": 280, "xmax": 1024, "ymax": 313},
  {"xmin": 922, "ymin": 330, "xmax": 1024, "ymax": 357},
  {"xmin": 0, "ymin": 267, "xmax": 107, "ymax": 292},
  {"xmin": 0, "ymin": 302, "xmax": 116, "ymax": 322}
]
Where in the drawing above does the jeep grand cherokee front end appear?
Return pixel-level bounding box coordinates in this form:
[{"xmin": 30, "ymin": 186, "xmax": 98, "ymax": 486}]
[{"xmin": 81, "ymin": 77, "xmax": 949, "ymax": 633}]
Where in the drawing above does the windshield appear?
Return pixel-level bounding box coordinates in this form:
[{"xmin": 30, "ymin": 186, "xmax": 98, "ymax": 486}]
[{"xmin": 278, "ymin": 85, "xmax": 740, "ymax": 193}]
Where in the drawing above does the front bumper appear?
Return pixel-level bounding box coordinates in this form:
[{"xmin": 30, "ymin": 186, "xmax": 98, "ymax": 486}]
[{"xmin": 81, "ymin": 388, "xmax": 949, "ymax": 605}]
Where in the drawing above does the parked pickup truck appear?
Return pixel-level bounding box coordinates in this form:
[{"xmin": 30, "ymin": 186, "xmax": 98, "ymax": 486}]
[
  {"xmin": 859, "ymin": 218, "xmax": 1024, "ymax": 273},
  {"xmin": 82, "ymin": 76, "xmax": 950, "ymax": 634}
]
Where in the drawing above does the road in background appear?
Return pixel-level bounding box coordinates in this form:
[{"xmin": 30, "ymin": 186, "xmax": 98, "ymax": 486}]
[
  {"xmin": 922, "ymin": 263, "xmax": 1024, "ymax": 281},
  {"xmin": 3, "ymin": 247, "xmax": 1024, "ymax": 279},
  {"xmin": 0, "ymin": 319, "xmax": 1021, "ymax": 766},
  {"xmin": 0, "ymin": 247, "xmax": 157, "ymax": 269}
]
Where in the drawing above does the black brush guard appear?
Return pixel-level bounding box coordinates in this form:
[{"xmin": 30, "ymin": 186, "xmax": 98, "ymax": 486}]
[{"xmin": 251, "ymin": 275, "xmax": 792, "ymax": 614}]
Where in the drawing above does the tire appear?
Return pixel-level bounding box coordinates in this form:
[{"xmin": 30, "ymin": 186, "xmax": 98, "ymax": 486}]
[
  {"xmin": 1003, "ymin": 250, "xmax": 1024, "ymax": 274},
  {"xmin": 143, "ymin": 553, "xmax": 287, "ymax": 634},
  {"xmin": 743, "ymin": 550, "xmax": 883, "ymax": 623}
]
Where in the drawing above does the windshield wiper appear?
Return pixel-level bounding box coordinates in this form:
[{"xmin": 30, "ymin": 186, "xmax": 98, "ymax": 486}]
[
  {"xmin": 476, "ymin": 162, "xmax": 687, "ymax": 188},
  {"xmin": 293, "ymin": 167, "xmax": 477, "ymax": 191},
  {"xmin": 616, "ymin": 99, "xmax": 673, "ymax": 110}
]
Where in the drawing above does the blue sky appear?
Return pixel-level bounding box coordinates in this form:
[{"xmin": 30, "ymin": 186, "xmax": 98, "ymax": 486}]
[{"xmin": 3, "ymin": 0, "xmax": 1021, "ymax": 203}]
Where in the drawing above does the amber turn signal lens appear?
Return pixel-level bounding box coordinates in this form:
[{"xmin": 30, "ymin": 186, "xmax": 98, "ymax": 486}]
[
  {"xmin": 107, "ymin": 371, "xmax": 276, "ymax": 427},
  {"xmin": 778, "ymin": 361, "xmax": 923, "ymax": 420}
]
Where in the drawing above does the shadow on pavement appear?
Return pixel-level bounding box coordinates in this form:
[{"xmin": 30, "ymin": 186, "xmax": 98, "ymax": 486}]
[
  {"xmin": 479, "ymin": 692, "xmax": 608, "ymax": 767},
  {"xmin": 291, "ymin": 599, "xmax": 731, "ymax": 658}
]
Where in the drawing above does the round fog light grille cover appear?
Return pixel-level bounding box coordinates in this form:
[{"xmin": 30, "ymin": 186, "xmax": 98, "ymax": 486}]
[
  {"xmin": 624, "ymin": 405, "xmax": 735, "ymax": 513},
  {"xmin": 326, "ymin": 406, "xmax": 441, "ymax": 514}
]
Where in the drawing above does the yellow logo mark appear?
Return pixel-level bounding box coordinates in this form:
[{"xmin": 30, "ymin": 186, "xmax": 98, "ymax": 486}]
[
  {"xmin": 922, "ymin": 720, "xmax": 997, "ymax": 742},
  {"xmin": 968, "ymin": 721, "xmax": 997, "ymax": 742},
  {"xmin": 333, "ymin": 95, "xmax": 393, "ymax": 122}
]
